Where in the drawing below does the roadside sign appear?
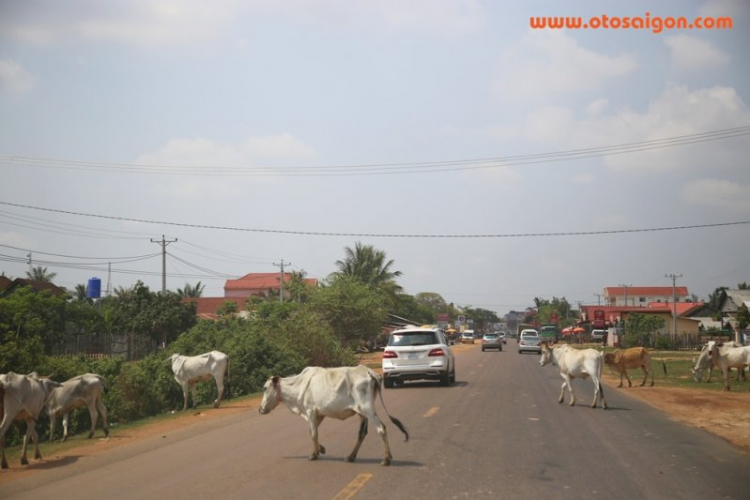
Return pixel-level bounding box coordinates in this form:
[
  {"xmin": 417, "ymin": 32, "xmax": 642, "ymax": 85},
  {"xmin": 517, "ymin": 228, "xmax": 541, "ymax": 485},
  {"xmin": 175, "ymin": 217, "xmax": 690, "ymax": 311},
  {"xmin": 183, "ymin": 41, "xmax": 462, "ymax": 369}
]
[{"xmin": 457, "ymin": 315, "xmax": 465, "ymax": 324}]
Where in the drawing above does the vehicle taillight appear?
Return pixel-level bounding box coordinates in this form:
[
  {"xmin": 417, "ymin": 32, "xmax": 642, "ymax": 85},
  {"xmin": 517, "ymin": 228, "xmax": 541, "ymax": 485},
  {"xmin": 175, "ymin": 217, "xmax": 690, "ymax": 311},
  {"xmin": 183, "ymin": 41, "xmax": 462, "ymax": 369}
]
[
  {"xmin": 428, "ymin": 348, "xmax": 445, "ymax": 357},
  {"xmin": 383, "ymin": 350, "xmax": 397, "ymax": 359}
]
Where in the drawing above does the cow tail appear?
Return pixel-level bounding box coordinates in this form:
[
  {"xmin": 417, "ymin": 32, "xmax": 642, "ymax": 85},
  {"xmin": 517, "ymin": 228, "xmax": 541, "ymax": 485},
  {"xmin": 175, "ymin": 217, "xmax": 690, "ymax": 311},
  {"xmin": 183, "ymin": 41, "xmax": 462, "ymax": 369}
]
[
  {"xmin": 661, "ymin": 358, "xmax": 667, "ymax": 375},
  {"xmin": 225, "ymin": 356, "xmax": 231, "ymax": 400},
  {"xmin": 371, "ymin": 372, "xmax": 409, "ymax": 442}
]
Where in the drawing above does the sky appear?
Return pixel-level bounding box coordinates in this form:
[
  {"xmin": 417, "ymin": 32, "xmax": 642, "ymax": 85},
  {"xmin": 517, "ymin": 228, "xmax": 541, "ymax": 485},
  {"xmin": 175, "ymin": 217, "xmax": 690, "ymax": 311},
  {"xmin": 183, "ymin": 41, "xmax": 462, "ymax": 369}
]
[{"xmin": 1, "ymin": 0, "xmax": 749, "ymax": 316}]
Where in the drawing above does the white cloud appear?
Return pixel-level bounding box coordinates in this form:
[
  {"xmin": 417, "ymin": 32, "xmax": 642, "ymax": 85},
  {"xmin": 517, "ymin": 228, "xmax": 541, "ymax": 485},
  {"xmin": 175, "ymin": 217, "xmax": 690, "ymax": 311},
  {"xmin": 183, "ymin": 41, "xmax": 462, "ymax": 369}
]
[
  {"xmin": 681, "ymin": 179, "xmax": 750, "ymax": 212},
  {"xmin": 0, "ymin": 59, "xmax": 35, "ymax": 95},
  {"xmin": 495, "ymin": 30, "xmax": 637, "ymax": 103},
  {"xmin": 665, "ymin": 35, "xmax": 731, "ymax": 71},
  {"xmin": 586, "ymin": 98, "xmax": 609, "ymax": 117},
  {"xmin": 573, "ymin": 173, "xmax": 594, "ymax": 184},
  {"xmin": 242, "ymin": 133, "xmax": 315, "ymax": 160},
  {"xmin": 0, "ymin": 231, "xmax": 35, "ymax": 250}
]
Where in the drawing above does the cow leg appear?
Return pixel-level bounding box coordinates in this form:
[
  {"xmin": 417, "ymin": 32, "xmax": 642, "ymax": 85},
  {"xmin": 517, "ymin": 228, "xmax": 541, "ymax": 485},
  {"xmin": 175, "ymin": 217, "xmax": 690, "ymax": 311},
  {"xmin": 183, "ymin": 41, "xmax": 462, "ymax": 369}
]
[
  {"xmin": 723, "ymin": 368, "xmax": 731, "ymax": 391},
  {"xmin": 87, "ymin": 403, "xmax": 98, "ymax": 438},
  {"xmin": 307, "ymin": 411, "xmax": 322, "ymax": 461},
  {"xmin": 62, "ymin": 413, "xmax": 70, "ymax": 442},
  {"xmin": 213, "ymin": 376, "xmax": 224, "ymax": 408},
  {"xmin": 49, "ymin": 413, "xmax": 58, "ymax": 442},
  {"xmin": 96, "ymin": 398, "xmax": 110, "ymax": 437},
  {"xmin": 181, "ymin": 382, "xmax": 190, "ymax": 411},
  {"xmin": 371, "ymin": 415, "xmax": 393, "ymax": 466},
  {"xmin": 640, "ymin": 365, "xmax": 648, "ymax": 387},
  {"xmin": 706, "ymin": 366, "xmax": 713, "ymax": 383},
  {"xmin": 21, "ymin": 418, "xmax": 41, "ymax": 464},
  {"xmin": 558, "ymin": 380, "xmax": 567, "ymax": 404},
  {"xmin": 1, "ymin": 421, "xmax": 11, "ymax": 469},
  {"xmin": 190, "ymin": 382, "xmax": 198, "ymax": 409},
  {"xmin": 595, "ymin": 380, "xmax": 608, "ymax": 409},
  {"xmin": 347, "ymin": 415, "xmax": 368, "ymax": 463}
]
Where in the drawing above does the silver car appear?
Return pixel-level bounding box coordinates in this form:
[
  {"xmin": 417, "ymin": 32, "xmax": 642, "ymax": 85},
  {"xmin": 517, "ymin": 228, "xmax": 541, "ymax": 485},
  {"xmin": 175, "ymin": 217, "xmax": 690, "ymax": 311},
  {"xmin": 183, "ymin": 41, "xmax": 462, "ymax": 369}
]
[
  {"xmin": 518, "ymin": 329, "xmax": 542, "ymax": 355},
  {"xmin": 382, "ymin": 327, "xmax": 456, "ymax": 387},
  {"xmin": 481, "ymin": 333, "xmax": 503, "ymax": 352}
]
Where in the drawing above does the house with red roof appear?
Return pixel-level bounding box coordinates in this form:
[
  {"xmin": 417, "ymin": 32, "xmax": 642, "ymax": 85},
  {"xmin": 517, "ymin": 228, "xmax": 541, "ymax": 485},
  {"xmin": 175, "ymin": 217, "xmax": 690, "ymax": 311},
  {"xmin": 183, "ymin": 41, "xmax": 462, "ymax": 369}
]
[
  {"xmin": 183, "ymin": 273, "xmax": 319, "ymax": 320},
  {"xmin": 603, "ymin": 286, "xmax": 689, "ymax": 307},
  {"xmin": 580, "ymin": 301, "xmax": 705, "ymax": 335}
]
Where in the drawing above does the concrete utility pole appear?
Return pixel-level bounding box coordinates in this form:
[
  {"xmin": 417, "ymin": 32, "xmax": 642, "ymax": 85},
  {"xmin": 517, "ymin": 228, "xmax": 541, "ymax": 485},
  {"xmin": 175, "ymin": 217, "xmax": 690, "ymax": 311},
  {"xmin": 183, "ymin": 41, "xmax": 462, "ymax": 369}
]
[
  {"xmin": 665, "ymin": 273, "xmax": 683, "ymax": 335},
  {"xmin": 618, "ymin": 284, "xmax": 631, "ymax": 307},
  {"xmin": 273, "ymin": 259, "xmax": 290, "ymax": 303},
  {"xmin": 151, "ymin": 235, "xmax": 177, "ymax": 293},
  {"xmin": 27, "ymin": 252, "xmax": 32, "ymax": 275}
]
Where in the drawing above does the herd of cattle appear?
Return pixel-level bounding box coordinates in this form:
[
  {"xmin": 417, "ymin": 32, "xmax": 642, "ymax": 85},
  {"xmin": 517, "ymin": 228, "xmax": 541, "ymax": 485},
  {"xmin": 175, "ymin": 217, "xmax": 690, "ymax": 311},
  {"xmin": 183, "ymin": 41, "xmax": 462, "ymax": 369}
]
[
  {"xmin": 539, "ymin": 340, "xmax": 750, "ymax": 410},
  {"xmin": 1, "ymin": 341, "xmax": 748, "ymax": 470}
]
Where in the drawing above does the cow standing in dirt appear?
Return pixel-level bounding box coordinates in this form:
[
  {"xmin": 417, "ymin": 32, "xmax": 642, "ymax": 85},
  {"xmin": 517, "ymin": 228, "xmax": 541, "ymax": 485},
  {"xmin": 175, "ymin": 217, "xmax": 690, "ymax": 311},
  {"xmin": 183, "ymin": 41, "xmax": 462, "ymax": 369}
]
[{"xmin": 46, "ymin": 373, "xmax": 109, "ymax": 442}]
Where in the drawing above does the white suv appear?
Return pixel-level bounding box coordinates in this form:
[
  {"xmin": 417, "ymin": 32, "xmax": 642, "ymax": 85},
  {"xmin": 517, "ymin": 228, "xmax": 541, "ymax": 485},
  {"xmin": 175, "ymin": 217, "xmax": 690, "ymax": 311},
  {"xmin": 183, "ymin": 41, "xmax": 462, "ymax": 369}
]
[{"xmin": 382, "ymin": 327, "xmax": 456, "ymax": 388}]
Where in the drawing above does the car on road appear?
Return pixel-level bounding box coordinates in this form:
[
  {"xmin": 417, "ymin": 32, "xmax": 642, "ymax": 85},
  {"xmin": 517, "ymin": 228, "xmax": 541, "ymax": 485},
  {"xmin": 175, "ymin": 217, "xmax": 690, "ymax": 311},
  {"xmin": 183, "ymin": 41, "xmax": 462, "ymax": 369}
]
[
  {"xmin": 461, "ymin": 331, "xmax": 475, "ymax": 344},
  {"xmin": 518, "ymin": 329, "xmax": 542, "ymax": 355},
  {"xmin": 481, "ymin": 333, "xmax": 503, "ymax": 352},
  {"xmin": 382, "ymin": 327, "xmax": 456, "ymax": 388}
]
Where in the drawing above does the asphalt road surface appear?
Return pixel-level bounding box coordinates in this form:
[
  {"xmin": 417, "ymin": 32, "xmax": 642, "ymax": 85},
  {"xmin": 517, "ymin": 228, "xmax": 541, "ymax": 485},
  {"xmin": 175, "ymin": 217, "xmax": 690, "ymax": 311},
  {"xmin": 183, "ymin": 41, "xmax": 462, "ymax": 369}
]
[{"xmin": 1, "ymin": 344, "xmax": 748, "ymax": 499}]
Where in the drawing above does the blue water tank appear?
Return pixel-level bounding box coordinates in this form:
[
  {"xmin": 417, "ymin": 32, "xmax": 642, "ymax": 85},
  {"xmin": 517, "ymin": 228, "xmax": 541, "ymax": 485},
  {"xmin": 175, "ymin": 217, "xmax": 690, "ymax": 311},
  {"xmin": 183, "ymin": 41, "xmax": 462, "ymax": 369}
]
[{"xmin": 87, "ymin": 277, "xmax": 102, "ymax": 299}]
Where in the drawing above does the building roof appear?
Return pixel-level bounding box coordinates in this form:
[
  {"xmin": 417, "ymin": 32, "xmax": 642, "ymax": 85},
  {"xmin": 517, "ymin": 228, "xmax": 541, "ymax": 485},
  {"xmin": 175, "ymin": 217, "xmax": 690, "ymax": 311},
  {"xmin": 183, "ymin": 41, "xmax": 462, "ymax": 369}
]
[
  {"xmin": 0, "ymin": 278, "xmax": 67, "ymax": 296},
  {"xmin": 721, "ymin": 289, "xmax": 750, "ymax": 313},
  {"xmin": 225, "ymin": 273, "xmax": 317, "ymax": 291},
  {"xmin": 604, "ymin": 286, "xmax": 689, "ymax": 297}
]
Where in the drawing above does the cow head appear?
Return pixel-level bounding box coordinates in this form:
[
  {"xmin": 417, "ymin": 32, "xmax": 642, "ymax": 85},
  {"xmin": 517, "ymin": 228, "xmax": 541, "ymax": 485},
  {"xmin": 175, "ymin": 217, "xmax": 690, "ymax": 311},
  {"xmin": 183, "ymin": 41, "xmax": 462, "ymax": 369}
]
[
  {"xmin": 539, "ymin": 343, "xmax": 554, "ymax": 367},
  {"xmin": 258, "ymin": 376, "xmax": 282, "ymax": 415}
]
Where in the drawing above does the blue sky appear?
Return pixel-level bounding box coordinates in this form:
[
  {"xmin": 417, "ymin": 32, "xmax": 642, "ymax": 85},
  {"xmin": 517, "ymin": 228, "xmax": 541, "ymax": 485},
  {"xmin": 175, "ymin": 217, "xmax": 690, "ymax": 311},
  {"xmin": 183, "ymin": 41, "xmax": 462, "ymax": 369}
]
[{"xmin": 1, "ymin": 0, "xmax": 749, "ymax": 314}]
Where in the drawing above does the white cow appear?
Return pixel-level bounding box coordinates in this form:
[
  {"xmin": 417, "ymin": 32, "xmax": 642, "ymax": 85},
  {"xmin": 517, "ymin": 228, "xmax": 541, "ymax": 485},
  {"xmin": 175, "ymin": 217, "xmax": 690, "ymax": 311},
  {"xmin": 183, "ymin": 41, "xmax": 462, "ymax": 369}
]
[
  {"xmin": 169, "ymin": 351, "xmax": 229, "ymax": 411},
  {"xmin": 0, "ymin": 372, "xmax": 62, "ymax": 469},
  {"xmin": 45, "ymin": 373, "xmax": 109, "ymax": 442},
  {"xmin": 258, "ymin": 365, "xmax": 409, "ymax": 466},
  {"xmin": 691, "ymin": 341, "xmax": 741, "ymax": 383},
  {"xmin": 539, "ymin": 343, "xmax": 607, "ymax": 409},
  {"xmin": 706, "ymin": 341, "xmax": 750, "ymax": 391}
]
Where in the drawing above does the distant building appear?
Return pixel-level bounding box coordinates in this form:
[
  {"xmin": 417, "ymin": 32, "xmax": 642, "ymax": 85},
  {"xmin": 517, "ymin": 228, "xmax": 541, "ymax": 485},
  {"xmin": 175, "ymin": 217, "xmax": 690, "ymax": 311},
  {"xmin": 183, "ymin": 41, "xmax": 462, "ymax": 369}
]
[
  {"xmin": 224, "ymin": 273, "xmax": 318, "ymax": 300},
  {"xmin": 0, "ymin": 277, "xmax": 67, "ymax": 297},
  {"xmin": 603, "ymin": 286, "xmax": 689, "ymax": 307}
]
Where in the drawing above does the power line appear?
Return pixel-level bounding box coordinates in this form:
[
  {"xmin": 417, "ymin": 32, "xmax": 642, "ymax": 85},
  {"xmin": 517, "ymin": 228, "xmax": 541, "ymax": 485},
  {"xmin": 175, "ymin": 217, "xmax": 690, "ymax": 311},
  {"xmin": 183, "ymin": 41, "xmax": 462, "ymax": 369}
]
[
  {"xmin": 1, "ymin": 126, "xmax": 748, "ymax": 177},
  {"xmin": 1, "ymin": 200, "xmax": 749, "ymax": 239}
]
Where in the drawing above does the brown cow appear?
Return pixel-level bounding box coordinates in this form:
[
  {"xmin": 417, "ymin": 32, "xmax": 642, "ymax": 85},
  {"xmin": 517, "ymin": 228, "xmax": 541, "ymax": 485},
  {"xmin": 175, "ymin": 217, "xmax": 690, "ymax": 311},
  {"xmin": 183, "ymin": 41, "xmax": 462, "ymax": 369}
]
[{"xmin": 603, "ymin": 347, "xmax": 666, "ymax": 388}]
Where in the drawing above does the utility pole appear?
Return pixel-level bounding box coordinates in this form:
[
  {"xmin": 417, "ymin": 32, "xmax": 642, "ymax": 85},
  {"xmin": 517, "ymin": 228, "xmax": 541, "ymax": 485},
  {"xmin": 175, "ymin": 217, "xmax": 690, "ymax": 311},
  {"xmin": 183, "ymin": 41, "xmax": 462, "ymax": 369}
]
[
  {"xmin": 151, "ymin": 235, "xmax": 177, "ymax": 293},
  {"xmin": 273, "ymin": 260, "xmax": 290, "ymax": 303},
  {"xmin": 27, "ymin": 252, "xmax": 32, "ymax": 275},
  {"xmin": 665, "ymin": 273, "xmax": 683, "ymax": 335},
  {"xmin": 593, "ymin": 293, "xmax": 602, "ymax": 306},
  {"xmin": 618, "ymin": 284, "xmax": 631, "ymax": 307},
  {"xmin": 106, "ymin": 262, "xmax": 112, "ymax": 297}
]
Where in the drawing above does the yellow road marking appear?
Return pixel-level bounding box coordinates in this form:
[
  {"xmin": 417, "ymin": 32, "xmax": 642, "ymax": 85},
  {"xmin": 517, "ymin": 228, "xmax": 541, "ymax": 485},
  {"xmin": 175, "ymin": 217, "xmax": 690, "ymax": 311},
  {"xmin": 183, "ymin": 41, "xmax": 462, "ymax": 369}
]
[
  {"xmin": 423, "ymin": 406, "xmax": 440, "ymax": 418},
  {"xmin": 332, "ymin": 473, "xmax": 373, "ymax": 500}
]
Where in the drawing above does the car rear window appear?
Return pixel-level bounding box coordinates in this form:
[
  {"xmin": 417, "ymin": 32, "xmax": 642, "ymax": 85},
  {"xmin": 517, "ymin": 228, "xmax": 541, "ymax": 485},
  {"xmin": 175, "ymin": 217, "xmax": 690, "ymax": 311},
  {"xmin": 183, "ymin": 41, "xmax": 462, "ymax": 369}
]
[
  {"xmin": 388, "ymin": 332, "xmax": 438, "ymax": 346},
  {"xmin": 484, "ymin": 334, "xmax": 498, "ymax": 339}
]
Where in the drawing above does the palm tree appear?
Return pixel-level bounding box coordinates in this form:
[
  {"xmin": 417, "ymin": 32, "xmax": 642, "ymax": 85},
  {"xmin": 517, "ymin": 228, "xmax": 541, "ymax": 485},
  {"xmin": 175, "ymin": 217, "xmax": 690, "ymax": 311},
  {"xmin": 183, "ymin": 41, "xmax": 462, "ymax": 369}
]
[
  {"xmin": 332, "ymin": 242, "xmax": 403, "ymax": 303},
  {"xmin": 26, "ymin": 266, "xmax": 57, "ymax": 282},
  {"xmin": 177, "ymin": 281, "xmax": 205, "ymax": 298}
]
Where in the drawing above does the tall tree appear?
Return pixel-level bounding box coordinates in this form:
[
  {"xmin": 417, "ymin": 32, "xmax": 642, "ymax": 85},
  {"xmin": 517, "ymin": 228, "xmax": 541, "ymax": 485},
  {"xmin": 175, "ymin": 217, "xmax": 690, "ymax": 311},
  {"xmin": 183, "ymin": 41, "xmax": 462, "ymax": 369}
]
[
  {"xmin": 331, "ymin": 242, "xmax": 403, "ymax": 304},
  {"xmin": 25, "ymin": 266, "xmax": 57, "ymax": 282}
]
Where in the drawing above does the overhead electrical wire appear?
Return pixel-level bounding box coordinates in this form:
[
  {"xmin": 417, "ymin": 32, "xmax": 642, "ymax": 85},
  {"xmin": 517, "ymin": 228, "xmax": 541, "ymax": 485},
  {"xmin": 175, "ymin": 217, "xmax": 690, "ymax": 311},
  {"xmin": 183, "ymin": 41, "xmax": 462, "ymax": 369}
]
[
  {"xmin": 0, "ymin": 126, "xmax": 748, "ymax": 177},
  {"xmin": 1, "ymin": 200, "xmax": 748, "ymax": 238}
]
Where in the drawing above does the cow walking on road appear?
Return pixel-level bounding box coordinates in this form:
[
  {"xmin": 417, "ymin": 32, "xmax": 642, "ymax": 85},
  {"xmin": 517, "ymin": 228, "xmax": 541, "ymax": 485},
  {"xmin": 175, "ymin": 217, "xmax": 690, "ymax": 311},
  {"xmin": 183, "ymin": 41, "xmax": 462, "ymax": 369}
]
[
  {"xmin": 0, "ymin": 372, "xmax": 61, "ymax": 469},
  {"xmin": 169, "ymin": 351, "xmax": 230, "ymax": 411},
  {"xmin": 258, "ymin": 365, "xmax": 409, "ymax": 466},
  {"xmin": 603, "ymin": 347, "xmax": 666, "ymax": 388},
  {"xmin": 45, "ymin": 373, "xmax": 109, "ymax": 442},
  {"xmin": 539, "ymin": 343, "xmax": 607, "ymax": 409}
]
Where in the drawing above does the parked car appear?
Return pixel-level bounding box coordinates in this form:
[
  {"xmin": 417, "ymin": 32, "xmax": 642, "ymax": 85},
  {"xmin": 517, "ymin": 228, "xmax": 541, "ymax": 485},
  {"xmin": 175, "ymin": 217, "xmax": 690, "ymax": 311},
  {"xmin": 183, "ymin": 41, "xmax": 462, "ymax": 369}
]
[
  {"xmin": 382, "ymin": 327, "xmax": 456, "ymax": 387},
  {"xmin": 591, "ymin": 329, "xmax": 606, "ymax": 341},
  {"xmin": 481, "ymin": 333, "xmax": 503, "ymax": 352},
  {"xmin": 518, "ymin": 329, "xmax": 542, "ymax": 355},
  {"xmin": 461, "ymin": 331, "xmax": 475, "ymax": 344}
]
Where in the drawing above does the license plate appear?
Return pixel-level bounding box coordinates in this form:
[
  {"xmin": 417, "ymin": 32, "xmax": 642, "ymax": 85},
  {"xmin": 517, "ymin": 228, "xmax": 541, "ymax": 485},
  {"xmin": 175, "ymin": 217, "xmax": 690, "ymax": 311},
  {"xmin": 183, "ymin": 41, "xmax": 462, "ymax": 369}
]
[{"xmin": 407, "ymin": 352, "xmax": 418, "ymax": 360}]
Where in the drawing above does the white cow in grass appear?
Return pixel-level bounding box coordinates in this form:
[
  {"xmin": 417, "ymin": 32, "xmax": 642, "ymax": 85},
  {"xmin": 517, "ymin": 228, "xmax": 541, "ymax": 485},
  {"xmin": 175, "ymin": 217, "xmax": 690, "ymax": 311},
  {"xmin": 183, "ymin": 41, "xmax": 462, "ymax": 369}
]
[
  {"xmin": 169, "ymin": 351, "xmax": 230, "ymax": 411},
  {"xmin": 0, "ymin": 372, "xmax": 61, "ymax": 469},
  {"xmin": 258, "ymin": 365, "xmax": 409, "ymax": 466},
  {"xmin": 46, "ymin": 373, "xmax": 109, "ymax": 442},
  {"xmin": 539, "ymin": 342, "xmax": 607, "ymax": 409},
  {"xmin": 705, "ymin": 341, "xmax": 750, "ymax": 391}
]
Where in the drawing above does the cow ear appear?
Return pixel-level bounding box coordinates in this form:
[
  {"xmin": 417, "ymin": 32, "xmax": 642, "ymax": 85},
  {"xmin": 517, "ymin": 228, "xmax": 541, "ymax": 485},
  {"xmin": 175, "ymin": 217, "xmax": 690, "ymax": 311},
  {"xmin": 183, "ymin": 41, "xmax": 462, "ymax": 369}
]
[{"xmin": 272, "ymin": 376, "xmax": 280, "ymax": 387}]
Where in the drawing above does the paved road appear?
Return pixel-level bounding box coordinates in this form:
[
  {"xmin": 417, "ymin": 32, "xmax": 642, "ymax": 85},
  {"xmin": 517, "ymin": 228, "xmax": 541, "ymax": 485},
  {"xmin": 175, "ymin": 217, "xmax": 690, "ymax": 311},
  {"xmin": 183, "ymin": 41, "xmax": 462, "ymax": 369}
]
[{"xmin": 1, "ymin": 344, "xmax": 748, "ymax": 499}]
